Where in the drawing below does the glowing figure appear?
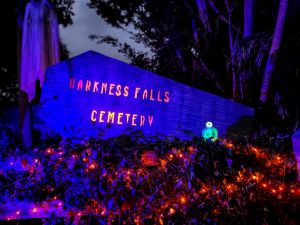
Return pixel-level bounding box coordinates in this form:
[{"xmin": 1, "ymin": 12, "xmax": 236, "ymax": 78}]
[{"xmin": 202, "ymin": 121, "xmax": 218, "ymax": 141}]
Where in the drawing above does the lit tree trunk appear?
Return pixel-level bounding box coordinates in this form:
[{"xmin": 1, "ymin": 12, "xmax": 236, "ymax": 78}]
[
  {"xmin": 239, "ymin": 0, "xmax": 254, "ymax": 101},
  {"xmin": 260, "ymin": 0, "xmax": 289, "ymax": 102},
  {"xmin": 224, "ymin": 0, "xmax": 237, "ymax": 99},
  {"xmin": 243, "ymin": 0, "xmax": 253, "ymax": 38},
  {"xmin": 195, "ymin": 0, "xmax": 211, "ymax": 33}
]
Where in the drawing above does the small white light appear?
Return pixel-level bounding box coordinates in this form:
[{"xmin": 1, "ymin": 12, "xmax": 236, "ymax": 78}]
[{"xmin": 206, "ymin": 121, "xmax": 213, "ymax": 128}]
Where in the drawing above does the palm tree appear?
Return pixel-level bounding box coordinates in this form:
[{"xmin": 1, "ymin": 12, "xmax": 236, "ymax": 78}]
[
  {"xmin": 243, "ymin": 0, "xmax": 253, "ymax": 38},
  {"xmin": 260, "ymin": 0, "xmax": 289, "ymax": 103}
]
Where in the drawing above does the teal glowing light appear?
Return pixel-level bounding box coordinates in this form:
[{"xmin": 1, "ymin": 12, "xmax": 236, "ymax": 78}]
[{"xmin": 202, "ymin": 121, "xmax": 218, "ymax": 141}]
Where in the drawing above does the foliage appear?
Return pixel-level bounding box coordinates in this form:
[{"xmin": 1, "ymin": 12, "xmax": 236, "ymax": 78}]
[
  {"xmin": 88, "ymin": 0, "xmax": 300, "ymax": 133},
  {"xmin": 51, "ymin": 0, "xmax": 75, "ymax": 27},
  {"xmin": 0, "ymin": 132, "xmax": 299, "ymax": 224},
  {"xmin": 88, "ymin": 0, "xmax": 230, "ymax": 94},
  {"xmin": 17, "ymin": 0, "xmax": 75, "ymax": 27},
  {"xmin": 86, "ymin": 1, "xmax": 251, "ymax": 97},
  {"xmin": 0, "ymin": 73, "xmax": 19, "ymax": 104}
]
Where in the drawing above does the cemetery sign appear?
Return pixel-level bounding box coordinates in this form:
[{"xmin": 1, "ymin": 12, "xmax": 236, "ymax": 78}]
[{"xmin": 39, "ymin": 51, "xmax": 253, "ymax": 139}]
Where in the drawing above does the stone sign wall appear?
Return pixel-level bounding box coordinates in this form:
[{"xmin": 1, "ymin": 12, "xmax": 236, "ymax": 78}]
[{"xmin": 39, "ymin": 51, "xmax": 253, "ymax": 139}]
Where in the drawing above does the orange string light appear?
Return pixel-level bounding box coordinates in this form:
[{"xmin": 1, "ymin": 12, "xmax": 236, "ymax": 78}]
[
  {"xmin": 32, "ymin": 208, "xmax": 38, "ymax": 213},
  {"xmin": 180, "ymin": 196, "xmax": 187, "ymax": 204}
]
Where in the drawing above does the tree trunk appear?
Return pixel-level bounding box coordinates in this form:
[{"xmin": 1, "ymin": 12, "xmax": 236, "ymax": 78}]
[
  {"xmin": 195, "ymin": 0, "xmax": 211, "ymax": 33},
  {"xmin": 239, "ymin": 0, "xmax": 254, "ymax": 101},
  {"xmin": 224, "ymin": 0, "xmax": 237, "ymax": 99},
  {"xmin": 260, "ymin": 0, "xmax": 289, "ymax": 103},
  {"xmin": 243, "ymin": 0, "xmax": 253, "ymax": 38}
]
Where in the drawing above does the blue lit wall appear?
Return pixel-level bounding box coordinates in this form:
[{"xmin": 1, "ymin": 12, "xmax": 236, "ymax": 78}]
[
  {"xmin": 292, "ymin": 129, "xmax": 300, "ymax": 181},
  {"xmin": 39, "ymin": 51, "xmax": 253, "ymax": 139}
]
